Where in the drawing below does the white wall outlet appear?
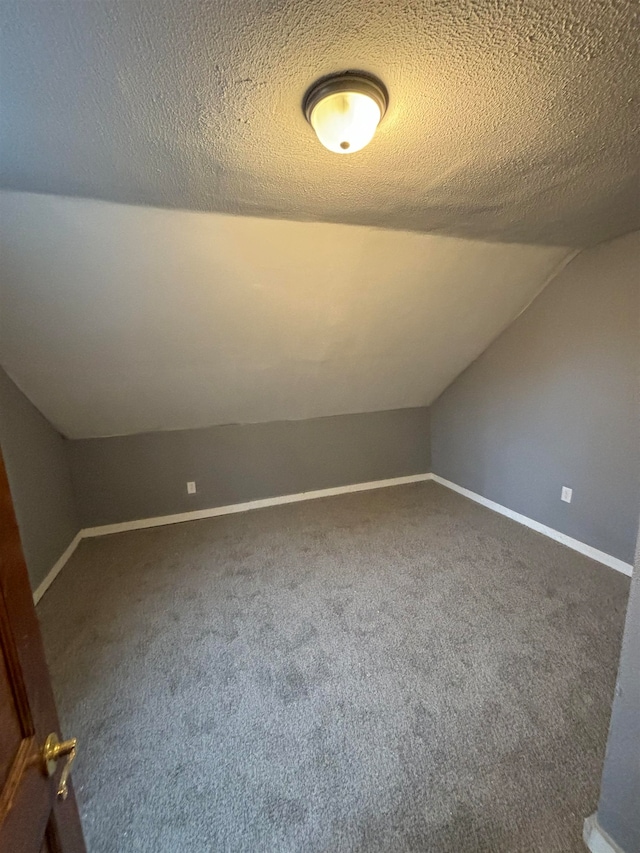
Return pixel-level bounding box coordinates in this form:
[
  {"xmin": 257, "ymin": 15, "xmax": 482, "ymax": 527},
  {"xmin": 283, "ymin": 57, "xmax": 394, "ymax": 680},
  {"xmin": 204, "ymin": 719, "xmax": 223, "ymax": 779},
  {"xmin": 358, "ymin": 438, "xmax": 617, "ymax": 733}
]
[
  {"xmin": 561, "ymin": 486, "xmax": 572, "ymax": 503},
  {"xmin": 187, "ymin": 481, "xmax": 197, "ymax": 495}
]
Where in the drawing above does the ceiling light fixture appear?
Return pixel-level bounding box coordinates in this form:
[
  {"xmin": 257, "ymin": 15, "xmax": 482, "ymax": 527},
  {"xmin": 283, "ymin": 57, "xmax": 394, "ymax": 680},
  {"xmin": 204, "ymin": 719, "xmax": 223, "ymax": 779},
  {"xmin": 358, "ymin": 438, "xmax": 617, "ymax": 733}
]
[{"xmin": 303, "ymin": 71, "xmax": 388, "ymax": 154}]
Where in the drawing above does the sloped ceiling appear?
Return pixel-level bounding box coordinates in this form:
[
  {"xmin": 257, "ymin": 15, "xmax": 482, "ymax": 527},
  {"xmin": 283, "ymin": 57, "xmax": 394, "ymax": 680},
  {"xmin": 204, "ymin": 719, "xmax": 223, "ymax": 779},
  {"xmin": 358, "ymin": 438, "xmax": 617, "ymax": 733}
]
[
  {"xmin": 1, "ymin": 0, "xmax": 638, "ymax": 246},
  {"xmin": 0, "ymin": 2, "xmax": 633, "ymax": 439},
  {"xmin": 0, "ymin": 192, "xmax": 570, "ymax": 439}
]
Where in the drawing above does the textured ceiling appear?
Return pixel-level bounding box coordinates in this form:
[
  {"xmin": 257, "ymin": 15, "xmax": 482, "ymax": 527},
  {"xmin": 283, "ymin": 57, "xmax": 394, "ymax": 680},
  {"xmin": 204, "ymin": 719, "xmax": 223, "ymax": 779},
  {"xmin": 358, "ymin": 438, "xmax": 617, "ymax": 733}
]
[
  {"xmin": 1, "ymin": 0, "xmax": 638, "ymax": 246},
  {"xmin": 0, "ymin": 192, "xmax": 570, "ymax": 439}
]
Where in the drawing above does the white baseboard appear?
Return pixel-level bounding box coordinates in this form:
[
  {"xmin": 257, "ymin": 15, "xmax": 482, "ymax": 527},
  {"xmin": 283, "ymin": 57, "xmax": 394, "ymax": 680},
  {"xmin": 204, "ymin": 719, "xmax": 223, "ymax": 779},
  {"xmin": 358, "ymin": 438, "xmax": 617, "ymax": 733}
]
[
  {"xmin": 34, "ymin": 470, "xmax": 632, "ymax": 603},
  {"xmin": 81, "ymin": 473, "xmax": 433, "ymax": 538},
  {"xmin": 431, "ymin": 474, "xmax": 633, "ymax": 577},
  {"xmin": 32, "ymin": 531, "xmax": 83, "ymax": 604},
  {"xmin": 33, "ymin": 474, "xmax": 430, "ymax": 602},
  {"xmin": 583, "ymin": 814, "xmax": 626, "ymax": 853}
]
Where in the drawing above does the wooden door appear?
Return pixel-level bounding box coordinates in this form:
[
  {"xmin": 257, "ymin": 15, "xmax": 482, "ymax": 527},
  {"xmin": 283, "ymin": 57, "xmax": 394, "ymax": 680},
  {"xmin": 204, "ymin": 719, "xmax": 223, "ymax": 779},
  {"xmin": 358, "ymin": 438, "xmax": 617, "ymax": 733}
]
[{"xmin": 0, "ymin": 449, "xmax": 85, "ymax": 852}]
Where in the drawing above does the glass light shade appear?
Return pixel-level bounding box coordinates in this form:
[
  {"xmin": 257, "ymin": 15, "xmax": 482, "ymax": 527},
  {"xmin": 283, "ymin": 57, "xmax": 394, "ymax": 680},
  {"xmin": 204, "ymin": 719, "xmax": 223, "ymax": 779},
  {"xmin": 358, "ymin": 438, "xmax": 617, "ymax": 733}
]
[{"xmin": 309, "ymin": 91, "xmax": 381, "ymax": 154}]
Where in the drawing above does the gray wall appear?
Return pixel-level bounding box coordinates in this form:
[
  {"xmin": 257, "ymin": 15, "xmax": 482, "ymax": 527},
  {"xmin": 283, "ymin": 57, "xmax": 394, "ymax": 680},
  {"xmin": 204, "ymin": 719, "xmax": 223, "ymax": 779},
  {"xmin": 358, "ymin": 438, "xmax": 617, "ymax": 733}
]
[
  {"xmin": 431, "ymin": 232, "xmax": 640, "ymax": 565},
  {"xmin": 68, "ymin": 408, "xmax": 431, "ymax": 527},
  {"xmin": 596, "ymin": 527, "xmax": 640, "ymax": 852},
  {"xmin": 0, "ymin": 367, "xmax": 79, "ymax": 589}
]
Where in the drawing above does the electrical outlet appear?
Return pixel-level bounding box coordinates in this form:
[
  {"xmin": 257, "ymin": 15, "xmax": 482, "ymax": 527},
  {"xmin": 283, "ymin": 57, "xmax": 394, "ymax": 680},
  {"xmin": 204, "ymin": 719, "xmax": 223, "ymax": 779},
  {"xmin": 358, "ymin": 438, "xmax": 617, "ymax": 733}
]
[
  {"xmin": 561, "ymin": 486, "xmax": 572, "ymax": 503},
  {"xmin": 187, "ymin": 481, "xmax": 196, "ymax": 495}
]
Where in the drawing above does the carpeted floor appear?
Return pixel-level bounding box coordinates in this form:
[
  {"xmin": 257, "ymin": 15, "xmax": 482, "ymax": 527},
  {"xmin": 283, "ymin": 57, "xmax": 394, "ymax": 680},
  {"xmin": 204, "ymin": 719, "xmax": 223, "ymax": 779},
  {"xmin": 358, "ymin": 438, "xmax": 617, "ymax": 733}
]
[{"xmin": 37, "ymin": 482, "xmax": 630, "ymax": 853}]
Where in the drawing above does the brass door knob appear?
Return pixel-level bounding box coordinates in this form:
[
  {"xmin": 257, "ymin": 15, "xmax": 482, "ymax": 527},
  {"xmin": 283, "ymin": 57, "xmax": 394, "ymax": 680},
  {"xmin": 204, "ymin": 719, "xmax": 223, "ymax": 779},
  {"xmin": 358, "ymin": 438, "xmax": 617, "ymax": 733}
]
[{"xmin": 42, "ymin": 733, "xmax": 77, "ymax": 800}]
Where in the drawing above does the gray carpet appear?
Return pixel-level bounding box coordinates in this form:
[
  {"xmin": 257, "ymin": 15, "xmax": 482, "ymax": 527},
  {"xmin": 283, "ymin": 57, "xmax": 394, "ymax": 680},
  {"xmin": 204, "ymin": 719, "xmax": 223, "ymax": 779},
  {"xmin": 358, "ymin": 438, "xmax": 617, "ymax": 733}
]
[{"xmin": 37, "ymin": 482, "xmax": 630, "ymax": 853}]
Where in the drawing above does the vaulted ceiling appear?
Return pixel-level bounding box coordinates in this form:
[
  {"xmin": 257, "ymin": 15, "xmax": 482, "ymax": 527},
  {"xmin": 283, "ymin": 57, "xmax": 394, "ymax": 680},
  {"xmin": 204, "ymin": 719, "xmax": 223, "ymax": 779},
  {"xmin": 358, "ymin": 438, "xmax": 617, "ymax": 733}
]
[
  {"xmin": 1, "ymin": 0, "xmax": 638, "ymax": 246},
  {"xmin": 0, "ymin": 192, "xmax": 570, "ymax": 438},
  {"xmin": 0, "ymin": 2, "xmax": 635, "ymax": 439}
]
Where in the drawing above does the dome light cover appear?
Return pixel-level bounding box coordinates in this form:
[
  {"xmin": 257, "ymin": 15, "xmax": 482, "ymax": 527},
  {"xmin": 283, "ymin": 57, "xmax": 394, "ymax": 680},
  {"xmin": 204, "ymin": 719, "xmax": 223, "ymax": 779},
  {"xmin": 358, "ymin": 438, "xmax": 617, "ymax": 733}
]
[{"xmin": 303, "ymin": 72, "xmax": 388, "ymax": 154}]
